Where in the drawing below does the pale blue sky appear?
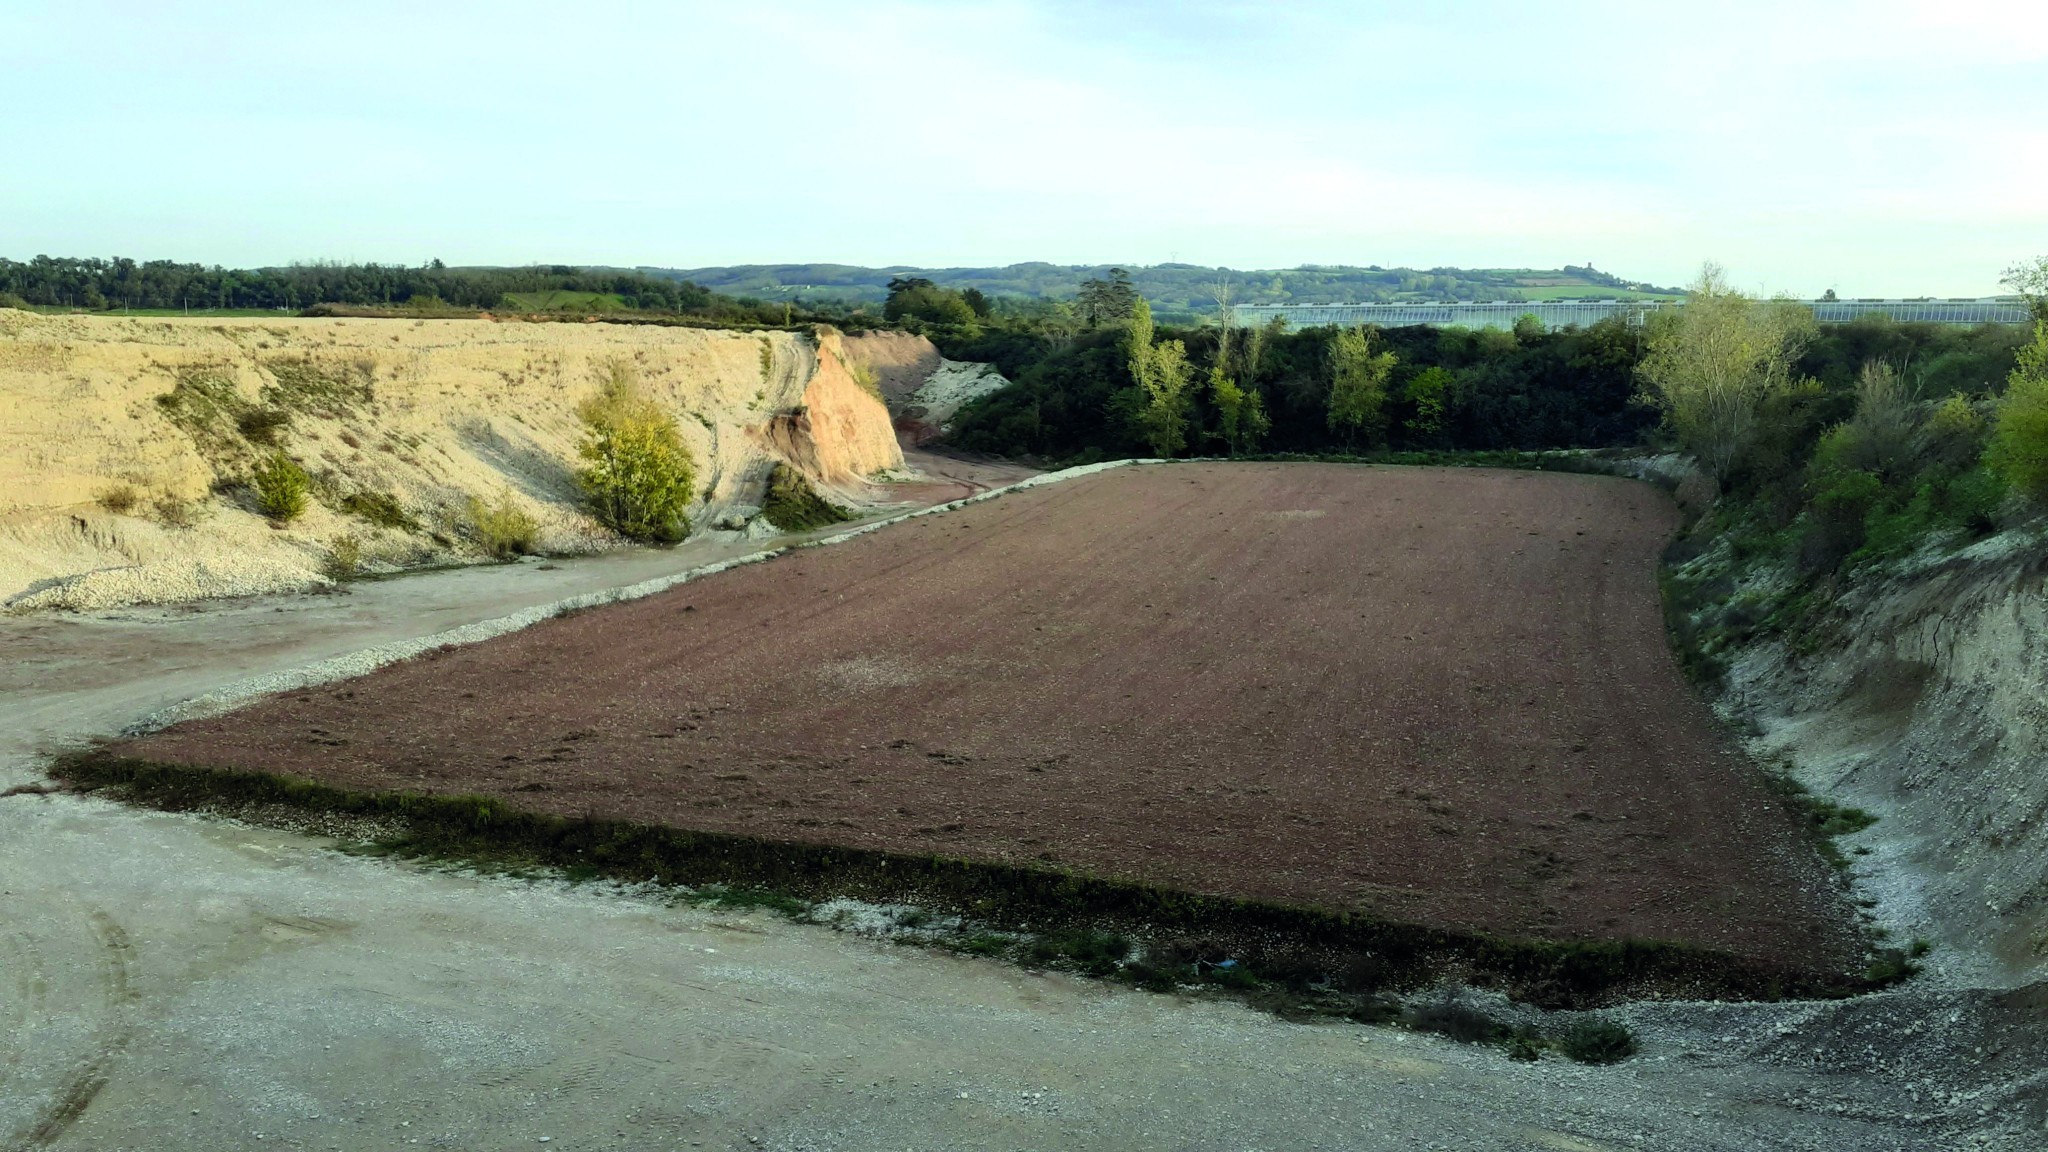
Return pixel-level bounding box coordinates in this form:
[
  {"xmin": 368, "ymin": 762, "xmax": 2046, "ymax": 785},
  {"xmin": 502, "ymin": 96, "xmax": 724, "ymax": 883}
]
[{"xmin": 3, "ymin": 0, "xmax": 2042, "ymax": 295}]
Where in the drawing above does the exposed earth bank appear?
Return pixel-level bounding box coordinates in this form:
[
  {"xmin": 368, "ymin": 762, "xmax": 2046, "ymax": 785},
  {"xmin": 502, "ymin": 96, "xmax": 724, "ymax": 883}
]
[
  {"xmin": 1720, "ymin": 531, "xmax": 2048, "ymax": 987},
  {"xmin": 842, "ymin": 329, "xmax": 1011, "ymax": 445},
  {"xmin": 0, "ymin": 310, "xmax": 933, "ymax": 613}
]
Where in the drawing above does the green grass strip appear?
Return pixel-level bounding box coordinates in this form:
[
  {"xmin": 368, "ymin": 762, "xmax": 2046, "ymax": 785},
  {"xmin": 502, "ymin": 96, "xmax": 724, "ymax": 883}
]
[{"xmin": 53, "ymin": 752, "xmax": 1890, "ymax": 1008}]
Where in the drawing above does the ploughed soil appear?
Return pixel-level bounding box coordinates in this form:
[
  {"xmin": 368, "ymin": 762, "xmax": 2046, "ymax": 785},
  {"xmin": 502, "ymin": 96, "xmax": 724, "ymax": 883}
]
[{"xmin": 116, "ymin": 463, "xmax": 1858, "ymax": 968}]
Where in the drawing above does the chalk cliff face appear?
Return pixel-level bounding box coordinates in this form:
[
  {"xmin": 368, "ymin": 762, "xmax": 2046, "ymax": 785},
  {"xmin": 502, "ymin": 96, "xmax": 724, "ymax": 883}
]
[
  {"xmin": 1726, "ymin": 536, "xmax": 2048, "ymax": 986},
  {"xmin": 0, "ymin": 310, "xmax": 903, "ymax": 611},
  {"xmin": 762, "ymin": 329, "xmax": 906, "ymax": 494},
  {"xmin": 839, "ymin": 329, "xmax": 1011, "ymax": 446}
]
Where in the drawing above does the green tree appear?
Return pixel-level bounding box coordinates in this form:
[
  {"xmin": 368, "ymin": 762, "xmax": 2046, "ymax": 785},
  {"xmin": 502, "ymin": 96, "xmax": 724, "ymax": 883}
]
[
  {"xmin": 1326, "ymin": 325, "xmax": 1397, "ymax": 448},
  {"xmin": 576, "ymin": 359, "xmax": 697, "ymax": 542},
  {"xmin": 1404, "ymin": 365, "xmax": 1454, "ymax": 439},
  {"xmin": 1123, "ymin": 298, "xmax": 1193, "ymax": 455},
  {"xmin": 2002, "ymin": 255, "xmax": 2048, "ymax": 324},
  {"xmin": 1077, "ymin": 268, "xmax": 1140, "ymax": 328},
  {"xmin": 884, "ymin": 277, "xmax": 975, "ymax": 325},
  {"xmin": 1636, "ymin": 262, "xmax": 1816, "ymax": 481},
  {"xmin": 1989, "ymin": 322, "xmax": 2048, "ymax": 500}
]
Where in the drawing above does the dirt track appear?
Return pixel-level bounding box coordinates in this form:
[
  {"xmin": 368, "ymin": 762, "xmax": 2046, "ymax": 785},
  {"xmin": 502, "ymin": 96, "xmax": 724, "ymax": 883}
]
[{"xmin": 121, "ymin": 463, "xmax": 1856, "ymax": 967}]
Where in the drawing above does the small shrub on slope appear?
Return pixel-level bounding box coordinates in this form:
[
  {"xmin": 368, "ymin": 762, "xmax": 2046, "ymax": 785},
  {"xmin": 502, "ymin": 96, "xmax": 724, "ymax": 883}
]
[
  {"xmin": 235, "ymin": 407, "xmax": 291, "ymax": 445},
  {"xmin": 340, "ymin": 490, "xmax": 419, "ymax": 532},
  {"xmin": 95, "ymin": 482, "xmax": 141, "ymax": 515},
  {"xmin": 325, "ymin": 534, "xmax": 363, "ymax": 580},
  {"xmin": 848, "ymin": 359, "xmax": 884, "ymax": 401},
  {"xmin": 250, "ymin": 453, "xmax": 310, "ymax": 522},
  {"xmin": 468, "ymin": 495, "xmax": 539, "ymax": 559}
]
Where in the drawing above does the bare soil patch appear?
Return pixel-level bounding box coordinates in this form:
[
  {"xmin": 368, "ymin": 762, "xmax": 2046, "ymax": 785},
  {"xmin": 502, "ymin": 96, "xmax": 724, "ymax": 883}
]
[{"xmin": 112, "ymin": 463, "xmax": 1858, "ymax": 970}]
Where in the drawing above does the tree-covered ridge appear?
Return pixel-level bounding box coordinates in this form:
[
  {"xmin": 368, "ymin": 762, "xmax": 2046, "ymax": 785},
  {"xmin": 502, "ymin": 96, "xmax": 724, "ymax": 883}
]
[
  {"xmin": 646, "ymin": 261, "xmax": 1683, "ymax": 315},
  {"xmin": 0, "ymin": 255, "xmax": 812, "ymax": 323}
]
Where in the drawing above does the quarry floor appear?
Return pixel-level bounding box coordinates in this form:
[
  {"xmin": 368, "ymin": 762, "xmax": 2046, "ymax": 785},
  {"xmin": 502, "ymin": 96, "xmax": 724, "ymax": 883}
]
[
  {"xmin": 115, "ymin": 464, "xmax": 1851, "ymax": 967},
  {"xmin": 3, "ymin": 463, "xmax": 2042, "ymax": 1151}
]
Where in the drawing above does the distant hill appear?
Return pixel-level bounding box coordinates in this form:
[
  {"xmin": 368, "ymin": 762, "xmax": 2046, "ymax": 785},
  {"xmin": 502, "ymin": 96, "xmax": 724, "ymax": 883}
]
[{"xmin": 642, "ymin": 262, "xmax": 1685, "ymax": 315}]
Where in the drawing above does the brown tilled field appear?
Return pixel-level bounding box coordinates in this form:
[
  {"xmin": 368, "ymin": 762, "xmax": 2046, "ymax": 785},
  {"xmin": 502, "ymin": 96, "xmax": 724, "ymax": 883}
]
[{"xmin": 117, "ymin": 463, "xmax": 1854, "ymax": 967}]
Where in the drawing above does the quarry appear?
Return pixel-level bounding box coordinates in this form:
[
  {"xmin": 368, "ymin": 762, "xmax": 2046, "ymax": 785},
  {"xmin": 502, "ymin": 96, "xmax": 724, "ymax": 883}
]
[{"xmin": 2, "ymin": 305, "xmax": 2044, "ymax": 1150}]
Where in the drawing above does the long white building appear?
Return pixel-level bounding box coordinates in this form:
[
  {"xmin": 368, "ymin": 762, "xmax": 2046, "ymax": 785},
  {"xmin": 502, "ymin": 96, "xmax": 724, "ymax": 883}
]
[{"xmin": 1231, "ymin": 298, "xmax": 2033, "ymax": 331}]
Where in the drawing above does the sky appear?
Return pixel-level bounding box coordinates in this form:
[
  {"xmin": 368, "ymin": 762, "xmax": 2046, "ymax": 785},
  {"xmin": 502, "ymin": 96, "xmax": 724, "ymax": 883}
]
[{"xmin": 3, "ymin": 0, "xmax": 2043, "ymax": 296}]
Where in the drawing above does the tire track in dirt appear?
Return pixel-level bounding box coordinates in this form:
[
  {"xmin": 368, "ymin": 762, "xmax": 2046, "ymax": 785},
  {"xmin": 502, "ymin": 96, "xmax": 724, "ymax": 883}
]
[{"xmin": 4, "ymin": 909, "xmax": 137, "ymax": 1151}]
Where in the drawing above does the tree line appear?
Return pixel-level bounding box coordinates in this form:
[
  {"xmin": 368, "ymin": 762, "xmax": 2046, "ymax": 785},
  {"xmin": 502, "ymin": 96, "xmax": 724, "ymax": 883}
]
[
  {"xmin": 0, "ymin": 255, "xmax": 855, "ymax": 325},
  {"xmin": 1639, "ymin": 258, "xmax": 2045, "ymax": 576},
  {"xmin": 921, "ymin": 258, "xmax": 2047, "ymax": 584},
  {"xmin": 932, "ymin": 269, "xmax": 1656, "ymax": 462}
]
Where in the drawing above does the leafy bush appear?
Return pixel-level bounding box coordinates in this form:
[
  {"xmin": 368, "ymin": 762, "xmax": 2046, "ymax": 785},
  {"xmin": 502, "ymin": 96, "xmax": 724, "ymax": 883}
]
[
  {"xmin": 1916, "ymin": 394, "xmax": 1989, "ymax": 473},
  {"xmin": 1989, "ymin": 324, "xmax": 2048, "ymax": 501},
  {"xmin": 467, "ymin": 495, "xmax": 539, "ymax": 559},
  {"xmin": 576, "ymin": 360, "xmax": 697, "ymax": 543},
  {"xmin": 1865, "ymin": 947, "xmax": 1923, "ymax": 985},
  {"xmin": 1941, "ymin": 466, "xmax": 2008, "ymax": 533},
  {"xmin": 1557, "ymin": 1018, "xmax": 1637, "ymax": 1064},
  {"xmin": 760, "ymin": 462, "xmax": 849, "ymax": 532},
  {"xmin": 1022, "ymin": 929, "xmax": 1131, "ymax": 977},
  {"xmin": 250, "ymin": 453, "xmax": 310, "ymax": 522}
]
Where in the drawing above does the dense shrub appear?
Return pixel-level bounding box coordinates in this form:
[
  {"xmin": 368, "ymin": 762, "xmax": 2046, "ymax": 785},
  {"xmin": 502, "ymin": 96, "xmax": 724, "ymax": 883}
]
[
  {"xmin": 250, "ymin": 453, "xmax": 310, "ymax": 522},
  {"xmin": 575, "ymin": 360, "xmax": 696, "ymax": 543},
  {"xmin": 760, "ymin": 463, "xmax": 849, "ymax": 531},
  {"xmin": 1557, "ymin": 1018, "xmax": 1637, "ymax": 1064},
  {"xmin": 325, "ymin": 534, "xmax": 363, "ymax": 580},
  {"xmin": 1403, "ymin": 998, "xmax": 1506, "ymax": 1044},
  {"xmin": 1989, "ymin": 324, "xmax": 2048, "ymax": 501}
]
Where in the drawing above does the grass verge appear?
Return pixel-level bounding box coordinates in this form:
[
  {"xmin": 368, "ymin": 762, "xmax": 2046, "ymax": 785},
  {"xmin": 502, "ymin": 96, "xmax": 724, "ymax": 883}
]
[{"xmin": 50, "ymin": 751, "xmax": 1893, "ymax": 1011}]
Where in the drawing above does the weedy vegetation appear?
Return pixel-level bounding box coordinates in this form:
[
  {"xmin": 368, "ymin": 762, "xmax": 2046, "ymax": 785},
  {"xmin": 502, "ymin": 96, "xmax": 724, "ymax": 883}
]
[
  {"xmin": 95, "ymin": 482, "xmax": 141, "ymax": 515},
  {"xmin": 467, "ymin": 494, "xmax": 539, "ymax": 559},
  {"xmin": 760, "ymin": 462, "xmax": 849, "ymax": 531}
]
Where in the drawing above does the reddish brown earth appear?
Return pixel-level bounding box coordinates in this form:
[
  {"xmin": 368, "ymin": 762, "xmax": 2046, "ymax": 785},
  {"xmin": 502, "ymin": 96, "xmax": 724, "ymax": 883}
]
[{"xmin": 120, "ymin": 463, "xmax": 1857, "ymax": 967}]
